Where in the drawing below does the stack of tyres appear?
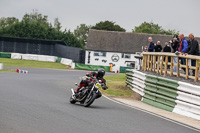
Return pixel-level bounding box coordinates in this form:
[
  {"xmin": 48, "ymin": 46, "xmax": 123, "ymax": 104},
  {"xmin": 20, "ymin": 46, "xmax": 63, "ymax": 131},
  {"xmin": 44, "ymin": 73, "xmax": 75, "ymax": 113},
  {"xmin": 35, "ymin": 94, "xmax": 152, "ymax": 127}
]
[{"xmin": 16, "ymin": 69, "xmax": 29, "ymax": 74}]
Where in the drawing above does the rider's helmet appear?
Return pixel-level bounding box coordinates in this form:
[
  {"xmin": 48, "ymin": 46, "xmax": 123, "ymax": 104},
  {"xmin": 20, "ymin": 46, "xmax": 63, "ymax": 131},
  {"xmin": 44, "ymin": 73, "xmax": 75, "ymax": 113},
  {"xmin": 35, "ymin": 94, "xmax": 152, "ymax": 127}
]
[{"xmin": 97, "ymin": 68, "xmax": 105, "ymax": 79}]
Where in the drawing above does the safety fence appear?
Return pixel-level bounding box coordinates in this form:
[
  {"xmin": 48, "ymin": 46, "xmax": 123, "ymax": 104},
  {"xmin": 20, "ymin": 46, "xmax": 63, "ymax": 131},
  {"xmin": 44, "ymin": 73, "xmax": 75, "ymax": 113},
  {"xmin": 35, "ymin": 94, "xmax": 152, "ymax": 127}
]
[
  {"xmin": 126, "ymin": 69, "xmax": 200, "ymax": 120},
  {"xmin": 0, "ymin": 36, "xmax": 85, "ymax": 63},
  {"xmin": 142, "ymin": 52, "xmax": 200, "ymax": 82}
]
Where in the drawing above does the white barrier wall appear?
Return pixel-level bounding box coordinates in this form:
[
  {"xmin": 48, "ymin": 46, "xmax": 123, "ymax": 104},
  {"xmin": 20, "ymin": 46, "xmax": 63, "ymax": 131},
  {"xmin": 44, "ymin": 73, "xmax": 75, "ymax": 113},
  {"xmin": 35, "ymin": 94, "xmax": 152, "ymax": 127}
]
[
  {"xmin": 0, "ymin": 63, "xmax": 3, "ymax": 70},
  {"xmin": 11, "ymin": 53, "xmax": 57, "ymax": 62},
  {"xmin": 60, "ymin": 58, "xmax": 73, "ymax": 66},
  {"xmin": 126, "ymin": 69, "xmax": 200, "ymax": 121}
]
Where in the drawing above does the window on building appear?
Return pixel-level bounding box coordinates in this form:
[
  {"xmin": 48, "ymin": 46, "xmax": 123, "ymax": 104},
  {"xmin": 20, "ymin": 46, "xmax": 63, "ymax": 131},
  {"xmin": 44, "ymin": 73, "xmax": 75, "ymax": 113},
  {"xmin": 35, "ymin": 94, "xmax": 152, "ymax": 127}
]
[
  {"xmin": 94, "ymin": 52, "xmax": 106, "ymax": 57},
  {"xmin": 122, "ymin": 53, "xmax": 131, "ymax": 59}
]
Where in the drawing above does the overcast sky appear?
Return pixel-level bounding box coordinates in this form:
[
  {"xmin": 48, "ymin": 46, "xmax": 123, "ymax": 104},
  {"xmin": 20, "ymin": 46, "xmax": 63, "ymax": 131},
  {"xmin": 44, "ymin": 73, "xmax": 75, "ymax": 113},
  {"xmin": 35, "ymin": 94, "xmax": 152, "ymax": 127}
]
[{"xmin": 0, "ymin": 0, "xmax": 200, "ymax": 36}]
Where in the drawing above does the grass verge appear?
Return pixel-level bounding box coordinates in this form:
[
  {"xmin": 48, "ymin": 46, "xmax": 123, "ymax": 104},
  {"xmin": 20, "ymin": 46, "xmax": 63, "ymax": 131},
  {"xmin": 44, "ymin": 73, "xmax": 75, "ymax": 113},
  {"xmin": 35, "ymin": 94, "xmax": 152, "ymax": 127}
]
[
  {"xmin": 101, "ymin": 74, "xmax": 134, "ymax": 98},
  {"xmin": 0, "ymin": 69, "xmax": 16, "ymax": 72},
  {"xmin": 0, "ymin": 58, "xmax": 69, "ymax": 69}
]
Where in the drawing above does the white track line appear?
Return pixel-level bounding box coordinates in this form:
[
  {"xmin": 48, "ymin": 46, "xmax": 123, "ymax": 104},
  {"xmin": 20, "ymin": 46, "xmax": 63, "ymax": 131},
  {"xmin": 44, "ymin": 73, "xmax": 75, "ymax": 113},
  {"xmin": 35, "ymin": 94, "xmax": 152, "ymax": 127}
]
[{"xmin": 103, "ymin": 95, "xmax": 200, "ymax": 132}]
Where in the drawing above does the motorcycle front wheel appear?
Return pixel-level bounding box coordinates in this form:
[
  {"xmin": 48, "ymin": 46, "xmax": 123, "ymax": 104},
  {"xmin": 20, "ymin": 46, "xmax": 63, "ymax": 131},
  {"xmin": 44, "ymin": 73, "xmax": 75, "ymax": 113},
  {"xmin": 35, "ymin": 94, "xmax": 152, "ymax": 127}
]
[{"xmin": 84, "ymin": 91, "xmax": 97, "ymax": 107}]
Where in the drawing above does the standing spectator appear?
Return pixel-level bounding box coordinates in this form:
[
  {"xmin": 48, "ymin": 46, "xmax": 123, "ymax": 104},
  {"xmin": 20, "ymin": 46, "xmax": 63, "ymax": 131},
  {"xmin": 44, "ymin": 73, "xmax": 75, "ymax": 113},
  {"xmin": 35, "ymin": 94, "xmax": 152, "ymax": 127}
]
[
  {"xmin": 148, "ymin": 37, "xmax": 154, "ymax": 52},
  {"xmin": 178, "ymin": 34, "xmax": 188, "ymax": 74},
  {"xmin": 163, "ymin": 42, "xmax": 171, "ymax": 68},
  {"xmin": 186, "ymin": 33, "xmax": 199, "ymax": 76},
  {"xmin": 163, "ymin": 42, "xmax": 171, "ymax": 52},
  {"xmin": 199, "ymin": 44, "xmax": 200, "ymax": 55},
  {"xmin": 169, "ymin": 34, "xmax": 179, "ymax": 53},
  {"xmin": 170, "ymin": 35, "xmax": 179, "ymax": 72},
  {"xmin": 155, "ymin": 41, "xmax": 162, "ymax": 52}
]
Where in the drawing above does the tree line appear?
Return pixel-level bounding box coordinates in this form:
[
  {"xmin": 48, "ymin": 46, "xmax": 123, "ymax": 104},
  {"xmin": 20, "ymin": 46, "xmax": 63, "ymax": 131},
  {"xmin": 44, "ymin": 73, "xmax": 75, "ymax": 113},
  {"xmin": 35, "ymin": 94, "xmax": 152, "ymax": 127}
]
[{"xmin": 0, "ymin": 11, "xmax": 179, "ymax": 49}]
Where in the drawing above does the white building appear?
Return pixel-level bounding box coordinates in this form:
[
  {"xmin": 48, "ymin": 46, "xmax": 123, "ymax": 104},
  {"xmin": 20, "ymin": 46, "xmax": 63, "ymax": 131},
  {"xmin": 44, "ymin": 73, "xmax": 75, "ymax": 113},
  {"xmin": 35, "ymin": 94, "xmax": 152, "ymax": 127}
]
[
  {"xmin": 85, "ymin": 30, "xmax": 146, "ymax": 72},
  {"xmin": 85, "ymin": 50, "xmax": 139, "ymax": 72}
]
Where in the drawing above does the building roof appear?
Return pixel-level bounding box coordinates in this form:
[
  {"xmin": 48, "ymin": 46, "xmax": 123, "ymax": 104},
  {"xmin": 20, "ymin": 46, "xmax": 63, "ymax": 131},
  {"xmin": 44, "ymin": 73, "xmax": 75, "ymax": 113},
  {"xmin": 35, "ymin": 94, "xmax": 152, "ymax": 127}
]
[{"xmin": 86, "ymin": 29, "xmax": 200, "ymax": 54}]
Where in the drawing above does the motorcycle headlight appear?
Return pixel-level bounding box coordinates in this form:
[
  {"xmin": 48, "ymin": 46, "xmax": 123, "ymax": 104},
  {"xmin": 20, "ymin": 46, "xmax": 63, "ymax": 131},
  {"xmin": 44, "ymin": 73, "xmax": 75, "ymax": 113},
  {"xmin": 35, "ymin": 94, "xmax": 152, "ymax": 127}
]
[{"xmin": 95, "ymin": 83, "xmax": 102, "ymax": 89}]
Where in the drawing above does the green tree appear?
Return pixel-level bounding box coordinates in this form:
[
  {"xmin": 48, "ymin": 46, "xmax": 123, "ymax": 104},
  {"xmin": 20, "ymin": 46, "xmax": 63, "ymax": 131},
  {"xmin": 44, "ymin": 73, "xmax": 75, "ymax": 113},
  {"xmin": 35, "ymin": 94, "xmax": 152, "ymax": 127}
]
[
  {"xmin": 0, "ymin": 11, "xmax": 83, "ymax": 49},
  {"xmin": 0, "ymin": 17, "xmax": 19, "ymax": 28},
  {"xmin": 92, "ymin": 21, "xmax": 126, "ymax": 32},
  {"xmin": 74, "ymin": 24, "xmax": 91, "ymax": 48},
  {"xmin": 54, "ymin": 17, "xmax": 62, "ymax": 31},
  {"xmin": 133, "ymin": 21, "xmax": 179, "ymax": 35}
]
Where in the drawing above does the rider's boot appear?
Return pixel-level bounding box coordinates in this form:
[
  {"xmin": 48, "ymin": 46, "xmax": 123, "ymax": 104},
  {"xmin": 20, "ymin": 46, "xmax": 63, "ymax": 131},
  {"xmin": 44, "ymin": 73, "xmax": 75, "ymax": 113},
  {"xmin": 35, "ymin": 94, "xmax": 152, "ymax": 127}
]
[{"xmin": 74, "ymin": 87, "xmax": 80, "ymax": 93}]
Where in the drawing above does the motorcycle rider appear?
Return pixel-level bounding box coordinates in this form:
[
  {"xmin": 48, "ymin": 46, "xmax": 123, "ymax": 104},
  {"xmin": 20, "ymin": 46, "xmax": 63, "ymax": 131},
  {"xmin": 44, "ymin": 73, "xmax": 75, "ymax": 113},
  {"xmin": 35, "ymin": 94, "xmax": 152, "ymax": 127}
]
[{"xmin": 74, "ymin": 68, "xmax": 108, "ymax": 98}]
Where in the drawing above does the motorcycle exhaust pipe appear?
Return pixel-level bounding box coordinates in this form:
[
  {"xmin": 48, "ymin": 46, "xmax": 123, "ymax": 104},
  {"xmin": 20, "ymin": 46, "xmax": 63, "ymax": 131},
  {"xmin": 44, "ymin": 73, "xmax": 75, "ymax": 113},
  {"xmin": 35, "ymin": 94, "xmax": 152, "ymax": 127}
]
[{"xmin": 71, "ymin": 88, "xmax": 75, "ymax": 95}]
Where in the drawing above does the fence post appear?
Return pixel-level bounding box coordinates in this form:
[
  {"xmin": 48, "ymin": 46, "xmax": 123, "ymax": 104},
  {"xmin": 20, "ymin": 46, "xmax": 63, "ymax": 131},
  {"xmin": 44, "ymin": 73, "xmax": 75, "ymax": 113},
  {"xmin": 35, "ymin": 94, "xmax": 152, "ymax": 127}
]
[
  {"xmin": 157, "ymin": 55, "xmax": 160, "ymax": 73},
  {"xmin": 142, "ymin": 54, "xmax": 145, "ymax": 71},
  {"xmin": 144, "ymin": 55, "xmax": 147, "ymax": 71},
  {"xmin": 160, "ymin": 55, "xmax": 164, "ymax": 75},
  {"xmin": 164, "ymin": 56, "xmax": 168, "ymax": 76},
  {"xmin": 186, "ymin": 58, "xmax": 189, "ymax": 79},
  {"xmin": 147, "ymin": 55, "xmax": 150, "ymax": 71},
  {"xmin": 150, "ymin": 55, "xmax": 153, "ymax": 71},
  {"xmin": 153, "ymin": 55, "xmax": 156, "ymax": 72},
  {"xmin": 177, "ymin": 57, "xmax": 180, "ymax": 77},
  {"xmin": 170, "ymin": 56, "xmax": 174, "ymax": 76},
  {"xmin": 195, "ymin": 59, "xmax": 199, "ymax": 82}
]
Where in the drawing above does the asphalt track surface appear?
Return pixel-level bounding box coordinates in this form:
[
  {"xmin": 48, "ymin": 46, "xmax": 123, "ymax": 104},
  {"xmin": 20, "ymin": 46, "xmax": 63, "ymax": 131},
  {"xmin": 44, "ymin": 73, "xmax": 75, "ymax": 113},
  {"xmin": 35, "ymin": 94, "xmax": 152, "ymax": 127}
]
[{"xmin": 0, "ymin": 68, "xmax": 199, "ymax": 133}]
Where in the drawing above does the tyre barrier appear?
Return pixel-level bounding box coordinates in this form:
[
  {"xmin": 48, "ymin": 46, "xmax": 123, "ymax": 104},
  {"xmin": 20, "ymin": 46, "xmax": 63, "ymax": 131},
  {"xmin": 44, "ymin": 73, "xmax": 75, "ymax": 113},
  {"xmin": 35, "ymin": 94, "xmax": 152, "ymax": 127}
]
[
  {"xmin": 0, "ymin": 63, "xmax": 3, "ymax": 70},
  {"xmin": 16, "ymin": 69, "xmax": 29, "ymax": 74},
  {"xmin": 10, "ymin": 53, "xmax": 73, "ymax": 67},
  {"xmin": 126, "ymin": 69, "xmax": 200, "ymax": 120}
]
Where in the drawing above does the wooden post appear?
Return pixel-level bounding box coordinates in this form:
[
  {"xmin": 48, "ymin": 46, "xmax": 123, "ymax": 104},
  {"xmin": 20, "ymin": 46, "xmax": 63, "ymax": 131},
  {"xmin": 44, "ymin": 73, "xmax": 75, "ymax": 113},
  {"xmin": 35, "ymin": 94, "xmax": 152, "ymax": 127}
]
[
  {"xmin": 144, "ymin": 55, "xmax": 147, "ymax": 71},
  {"xmin": 186, "ymin": 58, "xmax": 189, "ymax": 79},
  {"xmin": 177, "ymin": 57, "xmax": 180, "ymax": 77},
  {"xmin": 142, "ymin": 54, "xmax": 145, "ymax": 70},
  {"xmin": 150, "ymin": 55, "xmax": 153, "ymax": 71},
  {"xmin": 147, "ymin": 55, "xmax": 150, "ymax": 71},
  {"xmin": 153, "ymin": 55, "xmax": 156, "ymax": 72},
  {"xmin": 164, "ymin": 56, "xmax": 168, "ymax": 76},
  {"xmin": 170, "ymin": 56, "xmax": 173, "ymax": 76},
  {"xmin": 195, "ymin": 59, "xmax": 199, "ymax": 82},
  {"xmin": 160, "ymin": 55, "xmax": 164, "ymax": 75},
  {"xmin": 157, "ymin": 55, "xmax": 160, "ymax": 73}
]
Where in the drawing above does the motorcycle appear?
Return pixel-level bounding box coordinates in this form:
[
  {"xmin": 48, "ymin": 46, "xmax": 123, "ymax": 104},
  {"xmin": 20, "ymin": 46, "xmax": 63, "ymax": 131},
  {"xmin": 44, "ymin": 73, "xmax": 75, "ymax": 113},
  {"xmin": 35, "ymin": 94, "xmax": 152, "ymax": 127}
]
[{"xmin": 69, "ymin": 76, "xmax": 105, "ymax": 107}]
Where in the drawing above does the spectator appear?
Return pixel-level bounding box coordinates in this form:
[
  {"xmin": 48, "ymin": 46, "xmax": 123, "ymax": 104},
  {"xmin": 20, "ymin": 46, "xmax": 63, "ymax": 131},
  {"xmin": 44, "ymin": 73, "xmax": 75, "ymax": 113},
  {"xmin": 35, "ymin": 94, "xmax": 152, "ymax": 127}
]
[
  {"xmin": 178, "ymin": 34, "xmax": 188, "ymax": 74},
  {"xmin": 148, "ymin": 37, "xmax": 154, "ymax": 52},
  {"xmin": 163, "ymin": 42, "xmax": 171, "ymax": 52},
  {"xmin": 155, "ymin": 41, "xmax": 162, "ymax": 52},
  {"xmin": 186, "ymin": 33, "xmax": 199, "ymax": 76},
  {"xmin": 163, "ymin": 42, "xmax": 171, "ymax": 68},
  {"xmin": 143, "ymin": 45, "xmax": 148, "ymax": 52},
  {"xmin": 169, "ymin": 34, "xmax": 179, "ymax": 53},
  {"xmin": 170, "ymin": 35, "xmax": 179, "ymax": 72},
  {"xmin": 199, "ymin": 44, "xmax": 200, "ymax": 55}
]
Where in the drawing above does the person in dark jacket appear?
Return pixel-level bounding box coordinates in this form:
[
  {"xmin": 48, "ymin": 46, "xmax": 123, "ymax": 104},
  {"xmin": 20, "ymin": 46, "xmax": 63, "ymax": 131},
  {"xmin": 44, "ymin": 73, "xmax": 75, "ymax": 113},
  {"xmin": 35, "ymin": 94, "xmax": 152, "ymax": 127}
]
[
  {"xmin": 178, "ymin": 34, "xmax": 188, "ymax": 73},
  {"xmin": 185, "ymin": 33, "xmax": 199, "ymax": 76},
  {"xmin": 154, "ymin": 41, "xmax": 162, "ymax": 52},
  {"xmin": 169, "ymin": 34, "xmax": 179, "ymax": 53},
  {"xmin": 163, "ymin": 42, "xmax": 171, "ymax": 52},
  {"xmin": 163, "ymin": 42, "xmax": 171, "ymax": 68},
  {"xmin": 148, "ymin": 37, "xmax": 154, "ymax": 52}
]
